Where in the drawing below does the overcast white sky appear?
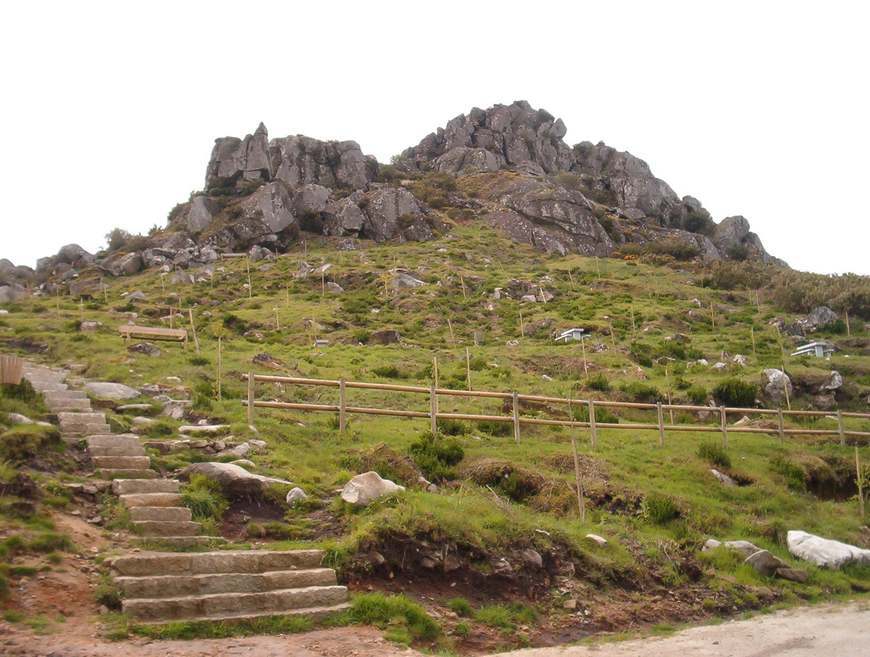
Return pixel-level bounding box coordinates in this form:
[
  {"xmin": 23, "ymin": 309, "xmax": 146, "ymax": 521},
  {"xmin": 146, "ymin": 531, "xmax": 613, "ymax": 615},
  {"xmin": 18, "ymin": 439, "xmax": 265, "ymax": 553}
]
[{"xmin": 1, "ymin": 1, "xmax": 867, "ymax": 274}]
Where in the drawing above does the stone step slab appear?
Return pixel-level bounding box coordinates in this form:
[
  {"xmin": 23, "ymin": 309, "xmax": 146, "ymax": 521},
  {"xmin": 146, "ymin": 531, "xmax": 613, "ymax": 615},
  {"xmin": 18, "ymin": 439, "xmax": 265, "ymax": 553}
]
[
  {"xmin": 50, "ymin": 402, "xmax": 93, "ymax": 412},
  {"xmin": 112, "ymin": 550, "xmax": 326, "ymax": 577},
  {"xmin": 95, "ymin": 468, "xmax": 158, "ymax": 480},
  {"xmin": 129, "ymin": 506, "xmax": 192, "ymax": 522},
  {"xmin": 92, "ymin": 455, "xmax": 151, "ymax": 470},
  {"xmin": 87, "ymin": 435, "xmax": 147, "ymax": 457},
  {"xmin": 44, "ymin": 390, "xmax": 88, "ymax": 401},
  {"xmin": 122, "ymin": 585, "xmax": 348, "ymax": 622},
  {"xmin": 133, "ymin": 520, "xmax": 201, "ymax": 537},
  {"xmin": 58, "ymin": 412, "xmax": 107, "ymax": 424},
  {"xmin": 115, "ymin": 568, "xmax": 337, "ymax": 599},
  {"xmin": 129, "ymin": 602, "xmax": 350, "ymax": 626},
  {"xmin": 121, "ymin": 493, "xmax": 183, "ymax": 507},
  {"xmin": 113, "ymin": 479, "xmax": 180, "ymax": 495}
]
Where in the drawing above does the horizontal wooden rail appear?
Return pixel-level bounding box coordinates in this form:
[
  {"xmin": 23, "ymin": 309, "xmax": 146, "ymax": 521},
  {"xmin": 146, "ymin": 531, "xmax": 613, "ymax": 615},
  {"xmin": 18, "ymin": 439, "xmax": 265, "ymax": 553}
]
[{"xmin": 244, "ymin": 373, "xmax": 870, "ymax": 446}]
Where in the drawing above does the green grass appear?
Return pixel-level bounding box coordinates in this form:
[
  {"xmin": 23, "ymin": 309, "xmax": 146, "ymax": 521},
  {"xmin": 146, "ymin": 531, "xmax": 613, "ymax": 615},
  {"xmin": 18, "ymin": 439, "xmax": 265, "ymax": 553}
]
[{"xmin": 348, "ymin": 592, "xmax": 440, "ymax": 642}]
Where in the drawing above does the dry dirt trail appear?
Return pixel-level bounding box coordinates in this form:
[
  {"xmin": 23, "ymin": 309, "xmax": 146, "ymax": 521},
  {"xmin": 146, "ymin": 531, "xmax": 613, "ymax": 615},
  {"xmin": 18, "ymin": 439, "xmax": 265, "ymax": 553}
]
[{"xmin": 496, "ymin": 600, "xmax": 870, "ymax": 657}]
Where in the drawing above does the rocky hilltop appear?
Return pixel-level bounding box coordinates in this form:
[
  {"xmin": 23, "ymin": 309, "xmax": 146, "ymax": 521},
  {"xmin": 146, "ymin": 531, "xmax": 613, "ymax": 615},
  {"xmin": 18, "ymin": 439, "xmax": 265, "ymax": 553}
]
[{"xmin": 1, "ymin": 101, "xmax": 783, "ymax": 298}]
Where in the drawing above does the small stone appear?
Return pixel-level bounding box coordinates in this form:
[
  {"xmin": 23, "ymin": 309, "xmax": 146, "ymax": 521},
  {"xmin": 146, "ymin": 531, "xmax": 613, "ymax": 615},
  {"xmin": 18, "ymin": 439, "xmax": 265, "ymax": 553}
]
[
  {"xmin": 745, "ymin": 549, "xmax": 787, "ymax": 577},
  {"xmin": 585, "ymin": 533, "xmax": 608, "ymax": 546},
  {"xmin": 563, "ymin": 599, "xmax": 578, "ymax": 610},
  {"xmin": 775, "ymin": 567, "xmax": 809, "ymax": 583},
  {"xmin": 286, "ymin": 487, "xmax": 308, "ymax": 506}
]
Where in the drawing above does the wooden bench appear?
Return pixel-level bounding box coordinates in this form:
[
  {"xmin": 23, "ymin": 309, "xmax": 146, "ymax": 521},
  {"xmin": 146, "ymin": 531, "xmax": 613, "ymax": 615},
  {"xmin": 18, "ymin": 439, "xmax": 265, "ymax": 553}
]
[{"xmin": 118, "ymin": 325, "xmax": 188, "ymax": 348}]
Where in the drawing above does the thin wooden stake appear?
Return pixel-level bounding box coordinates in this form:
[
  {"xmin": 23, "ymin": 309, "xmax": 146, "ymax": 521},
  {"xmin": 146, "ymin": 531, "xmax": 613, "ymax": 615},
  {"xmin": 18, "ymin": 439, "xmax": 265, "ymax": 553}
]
[
  {"xmin": 55, "ymin": 289, "xmax": 60, "ymax": 318},
  {"xmin": 101, "ymin": 278, "xmax": 108, "ymax": 303},
  {"xmin": 750, "ymin": 326, "xmax": 757, "ymax": 356},
  {"xmin": 568, "ymin": 269, "xmax": 576, "ymax": 291},
  {"xmin": 247, "ymin": 371, "xmax": 255, "ymax": 426},
  {"xmin": 656, "ymin": 402, "xmax": 665, "ymax": 447},
  {"xmin": 286, "ymin": 283, "xmax": 291, "ymax": 307},
  {"xmin": 837, "ymin": 409, "xmax": 846, "ymax": 447},
  {"xmin": 580, "ymin": 336, "xmax": 589, "ymax": 380},
  {"xmin": 589, "ymin": 400, "xmax": 597, "ymax": 450},
  {"xmin": 465, "ymin": 347, "xmax": 472, "ymax": 391},
  {"xmin": 447, "ymin": 318, "xmax": 455, "ymax": 344},
  {"xmin": 856, "ymin": 446, "xmax": 865, "ymax": 520},
  {"xmin": 321, "ymin": 271, "xmax": 325, "ymax": 298},
  {"xmin": 720, "ymin": 406, "xmax": 728, "ymax": 449},
  {"xmin": 274, "ymin": 307, "xmax": 280, "ymax": 331},
  {"xmin": 217, "ymin": 336, "xmax": 222, "ymax": 401},
  {"xmin": 630, "ymin": 307, "xmax": 636, "ymax": 335},
  {"xmin": 432, "ymin": 356, "xmax": 439, "ymax": 388},
  {"xmin": 430, "ymin": 382, "xmax": 438, "ymax": 434},
  {"xmin": 665, "ymin": 364, "xmax": 674, "ymax": 424},
  {"xmin": 608, "ymin": 319, "xmax": 615, "ymax": 348},
  {"xmin": 459, "ymin": 274, "xmax": 467, "ymax": 300},
  {"xmin": 570, "ymin": 433, "xmax": 586, "ymax": 522},
  {"xmin": 160, "ymin": 274, "xmax": 166, "ymax": 294},
  {"xmin": 777, "ymin": 408, "xmax": 784, "ymax": 444},
  {"xmin": 710, "ymin": 302, "xmax": 716, "ymax": 330},
  {"xmin": 79, "ymin": 298, "xmax": 84, "ymax": 324},
  {"xmin": 246, "ymin": 258, "xmax": 253, "ymax": 299},
  {"xmin": 338, "ymin": 378, "xmax": 347, "ymax": 433},
  {"xmin": 519, "ymin": 309, "xmax": 525, "ymax": 338},
  {"xmin": 188, "ymin": 308, "xmax": 200, "ymax": 353},
  {"xmin": 169, "ymin": 307, "xmax": 174, "ymax": 329},
  {"xmin": 512, "ymin": 391, "xmax": 520, "ymax": 444},
  {"xmin": 845, "ymin": 310, "xmax": 851, "ymax": 336}
]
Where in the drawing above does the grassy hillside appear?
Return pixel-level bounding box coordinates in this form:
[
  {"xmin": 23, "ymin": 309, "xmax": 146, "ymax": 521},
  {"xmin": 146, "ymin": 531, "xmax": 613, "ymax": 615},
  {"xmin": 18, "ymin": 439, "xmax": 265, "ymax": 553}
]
[{"xmin": 1, "ymin": 223, "xmax": 868, "ymax": 652}]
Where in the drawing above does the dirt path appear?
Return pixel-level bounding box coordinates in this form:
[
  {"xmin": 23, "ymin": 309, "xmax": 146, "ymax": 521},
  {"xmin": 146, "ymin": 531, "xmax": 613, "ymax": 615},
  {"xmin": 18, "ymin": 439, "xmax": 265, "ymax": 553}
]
[
  {"xmin": 494, "ymin": 601, "xmax": 870, "ymax": 657},
  {"xmin": 0, "ymin": 625, "xmax": 425, "ymax": 657}
]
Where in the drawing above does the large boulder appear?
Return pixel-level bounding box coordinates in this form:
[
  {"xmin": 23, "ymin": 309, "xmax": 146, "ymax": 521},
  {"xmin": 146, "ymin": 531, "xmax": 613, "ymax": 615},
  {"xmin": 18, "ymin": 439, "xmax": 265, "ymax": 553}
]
[
  {"xmin": 399, "ymin": 100, "xmax": 573, "ymax": 175},
  {"xmin": 187, "ymin": 195, "xmax": 216, "ymax": 233},
  {"xmin": 806, "ymin": 306, "xmax": 839, "ymax": 331},
  {"xmin": 270, "ymin": 135, "xmax": 377, "ymax": 191},
  {"xmin": 340, "ymin": 471, "xmax": 405, "ymax": 506},
  {"xmin": 84, "ymin": 381, "xmax": 140, "ymax": 401},
  {"xmin": 712, "ymin": 216, "xmax": 781, "ymax": 264},
  {"xmin": 205, "ymin": 122, "xmax": 272, "ymax": 190},
  {"xmin": 101, "ymin": 252, "xmax": 143, "ymax": 277},
  {"xmin": 0, "ymin": 284, "xmax": 28, "ymax": 304},
  {"xmin": 787, "ymin": 530, "xmax": 870, "ymax": 569},
  {"xmin": 179, "ymin": 462, "xmax": 292, "ymax": 499},
  {"xmin": 761, "ymin": 369, "xmax": 793, "ymax": 405},
  {"xmin": 323, "ymin": 193, "xmax": 366, "ymax": 237},
  {"xmin": 361, "ymin": 186, "xmax": 433, "ymax": 242},
  {"xmin": 56, "ymin": 244, "xmax": 94, "ymax": 265},
  {"xmin": 241, "ymin": 181, "xmax": 298, "ymax": 235}
]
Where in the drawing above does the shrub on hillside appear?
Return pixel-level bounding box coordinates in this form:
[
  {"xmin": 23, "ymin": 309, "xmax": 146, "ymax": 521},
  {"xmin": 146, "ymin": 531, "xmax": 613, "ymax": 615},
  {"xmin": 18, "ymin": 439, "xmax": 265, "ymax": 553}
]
[
  {"xmin": 0, "ymin": 425, "xmax": 62, "ymax": 464},
  {"xmin": 643, "ymin": 494, "xmax": 680, "ymax": 525},
  {"xmin": 408, "ymin": 432, "xmax": 465, "ymax": 482},
  {"xmin": 621, "ymin": 381, "xmax": 661, "ymax": 403},
  {"xmin": 697, "ymin": 441, "xmax": 732, "ymax": 469},
  {"xmin": 712, "ymin": 378, "xmax": 756, "ymax": 407},
  {"xmin": 687, "ymin": 385, "xmax": 708, "ymax": 405},
  {"xmin": 586, "ymin": 373, "xmax": 610, "ymax": 391},
  {"xmin": 181, "ymin": 474, "xmax": 229, "ymax": 521}
]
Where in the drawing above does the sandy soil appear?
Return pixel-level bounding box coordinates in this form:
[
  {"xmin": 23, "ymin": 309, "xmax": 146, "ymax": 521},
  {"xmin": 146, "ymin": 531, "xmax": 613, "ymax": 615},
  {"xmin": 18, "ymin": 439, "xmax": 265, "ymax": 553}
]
[{"xmin": 494, "ymin": 600, "xmax": 870, "ymax": 657}]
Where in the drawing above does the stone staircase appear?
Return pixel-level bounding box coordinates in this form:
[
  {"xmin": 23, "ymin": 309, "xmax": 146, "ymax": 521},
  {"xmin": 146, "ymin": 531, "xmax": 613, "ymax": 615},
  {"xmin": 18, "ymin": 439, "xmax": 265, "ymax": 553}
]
[
  {"xmin": 111, "ymin": 550, "xmax": 348, "ymax": 624},
  {"xmin": 23, "ymin": 363, "xmax": 211, "ymax": 544}
]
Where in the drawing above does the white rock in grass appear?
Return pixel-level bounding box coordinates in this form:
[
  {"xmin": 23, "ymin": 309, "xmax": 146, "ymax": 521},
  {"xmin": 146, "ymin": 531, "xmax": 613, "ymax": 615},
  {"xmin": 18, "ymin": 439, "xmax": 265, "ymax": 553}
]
[
  {"xmin": 286, "ymin": 487, "xmax": 308, "ymax": 506},
  {"xmin": 84, "ymin": 381, "xmax": 140, "ymax": 401},
  {"xmin": 710, "ymin": 468, "xmax": 737, "ymax": 486},
  {"xmin": 787, "ymin": 530, "xmax": 870, "ymax": 569},
  {"xmin": 340, "ymin": 471, "xmax": 404, "ymax": 506},
  {"xmin": 6, "ymin": 413, "xmax": 34, "ymax": 425},
  {"xmin": 585, "ymin": 533, "xmax": 608, "ymax": 546}
]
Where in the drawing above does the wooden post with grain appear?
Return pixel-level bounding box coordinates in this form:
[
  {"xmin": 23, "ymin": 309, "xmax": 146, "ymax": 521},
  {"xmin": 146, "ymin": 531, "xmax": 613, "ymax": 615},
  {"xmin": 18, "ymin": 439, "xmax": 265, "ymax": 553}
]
[
  {"xmin": 512, "ymin": 391, "xmax": 520, "ymax": 444},
  {"xmin": 656, "ymin": 402, "xmax": 665, "ymax": 447},
  {"xmin": 246, "ymin": 372, "xmax": 255, "ymax": 426},
  {"xmin": 338, "ymin": 378, "xmax": 347, "ymax": 433},
  {"xmin": 570, "ymin": 433, "xmax": 586, "ymax": 522},
  {"xmin": 465, "ymin": 347, "xmax": 472, "ymax": 391},
  {"xmin": 837, "ymin": 409, "xmax": 846, "ymax": 447},
  {"xmin": 720, "ymin": 406, "xmax": 728, "ymax": 448},
  {"xmin": 589, "ymin": 400, "xmax": 598, "ymax": 450},
  {"xmin": 188, "ymin": 309, "xmax": 200, "ymax": 353},
  {"xmin": 216, "ymin": 336, "xmax": 222, "ymax": 401},
  {"xmin": 429, "ymin": 383, "xmax": 438, "ymax": 434}
]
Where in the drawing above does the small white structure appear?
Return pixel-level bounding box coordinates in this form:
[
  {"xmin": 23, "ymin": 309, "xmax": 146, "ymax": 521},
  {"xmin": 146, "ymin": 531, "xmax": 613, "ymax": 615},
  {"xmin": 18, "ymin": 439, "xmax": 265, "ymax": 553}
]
[
  {"xmin": 554, "ymin": 328, "xmax": 586, "ymax": 343},
  {"xmin": 791, "ymin": 341, "xmax": 835, "ymax": 359},
  {"xmin": 313, "ymin": 338, "xmax": 329, "ymax": 348}
]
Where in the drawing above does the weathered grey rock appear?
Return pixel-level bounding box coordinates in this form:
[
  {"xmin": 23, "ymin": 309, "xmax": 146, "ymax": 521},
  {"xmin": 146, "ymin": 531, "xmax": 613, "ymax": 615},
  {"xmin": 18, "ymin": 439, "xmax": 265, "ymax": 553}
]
[
  {"xmin": 361, "ymin": 186, "xmax": 432, "ymax": 242},
  {"xmin": 5, "ymin": 413, "xmax": 34, "ymax": 425},
  {"xmin": 270, "ymin": 135, "xmax": 376, "ymax": 191},
  {"xmin": 340, "ymin": 471, "xmax": 404, "ymax": 506},
  {"xmin": 286, "ymin": 487, "xmax": 308, "ymax": 506},
  {"xmin": 399, "ymin": 100, "xmax": 573, "ymax": 174},
  {"xmin": 80, "ymin": 320, "xmax": 102, "ymax": 332},
  {"xmin": 241, "ymin": 181, "xmax": 298, "ymax": 235},
  {"xmin": 205, "ymin": 122, "xmax": 272, "ymax": 190},
  {"xmin": 294, "ymin": 184, "xmax": 331, "ymax": 216},
  {"xmin": 520, "ymin": 548, "xmax": 543, "ymax": 568},
  {"xmin": 103, "ymin": 252, "xmax": 143, "ymax": 277},
  {"xmin": 84, "ymin": 381, "xmax": 140, "ymax": 401},
  {"xmin": 179, "ymin": 462, "xmax": 292, "ymax": 499},
  {"xmin": 187, "ymin": 196, "xmax": 216, "ymax": 233},
  {"xmin": 761, "ymin": 369, "xmax": 793, "ymax": 405},
  {"xmin": 369, "ymin": 329, "xmax": 401, "ymax": 345},
  {"xmin": 775, "ymin": 567, "xmax": 808, "ymax": 583},
  {"xmin": 323, "ymin": 194, "xmax": 366, "ymax": 237},
  {"xmin": 704, "ymin": 539, "xmax": 761, "ymax": 558},
  {"xmin": 0, "ymin": 284, "xmax": 28, "ymax": 303},
  {"xmin": 744, "ymin": 549, "xmax": 787, "ymax": 576},
  {"xmin": 56, "ymin": 244, "xmax": 93, "ymax": 265},
  {"xmin": 711, "ymin": 469, "xmax": 737, "ymax": 486},
  {"xmin": 390, "ymin": 271, "xmax": 425, "ymax": 289},
  {"xmin": 819, "ymin": 371, "xmax": 843, "ymax": 392},
  {"xmin": 786, "ymin": 530, "xmax": 870, "ymax": 569},
  {"xmin": 807, "ymin": 306, "xmax": 838, "ymax": 330},
  {"xmin": 585, "ymin": 533, "xmax": 608, "ymax": 546}
]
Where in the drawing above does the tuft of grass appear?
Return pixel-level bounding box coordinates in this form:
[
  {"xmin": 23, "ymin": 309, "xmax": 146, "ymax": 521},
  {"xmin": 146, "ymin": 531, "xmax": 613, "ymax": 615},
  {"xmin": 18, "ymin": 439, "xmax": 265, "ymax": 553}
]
[
  {"xmin": 408, "ymin": 432, "xmax": 464, "ymax": 482},
  {"xmin": 446, "ymin": 596, "xmax": 473, "ymax": 617},
  {"xmin": 474, "ymin": 602, "xmax": 537, "ymax": 631},
  {"xmin": 349, "ymin": 592, "xmax": 440, "ymax": 642},
  {"xmin": 132, "ymin": 614, "xmax": 313, "ymax": 640},
  {"xmin": 181, "ymin": 474, "xmax": 229, "ymax": 521},
  {"xmin": 697, "ymin": 441, "xmax": 732, "ymax": 469},
  {"xmin": 643, "ymin": 494, "xmax": 680, "ymax": 525}
]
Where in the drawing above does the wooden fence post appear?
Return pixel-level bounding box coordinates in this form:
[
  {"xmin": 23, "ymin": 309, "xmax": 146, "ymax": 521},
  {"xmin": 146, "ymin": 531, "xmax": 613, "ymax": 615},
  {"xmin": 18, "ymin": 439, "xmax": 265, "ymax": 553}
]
[
  {"xmin": 188, "ymin": 309, "xmax": 200, "ymax": 353},
  {"xmin": 447, "ymin": 317, "xmax": 455, "ymax": 344},
  {"xmin": 589, "ymin": 400, "xmax": 597, "ymax": 451},
  {"xmin": 720, "ymin": 406, "xmax": 728, "ymax": 449},
  {"xmin": 512, "ymin": 392, "xmax": 520, "ymax": 444},
  {"xmin": 459, "ymin": 274, "xmax": 467, "ymax": 300},
  {"xmin": 580, "ymin": 336, "xmax": 588, "ymax": 380},
  {"xmin": 656, "ymin": 402, "xmax": 665, "ymax": 447},
  {"xmin": 246, "ymin": 258, "xmax": 253, "ymax": 299},
  {"xmin": 432, "ymin": 356, "xmax": 439, "ymax": 389},
  {"xmin": 247, "ymin": 372, "xmax": 255, "ymax": 426},
  {"xmin": 570, "ymin": 434, "xmax": 586, "ymax": 522},
  {"xmin": 837, "ymin": 409, "xmax": 845, "ymax": 447},
  {"xmin": 216, "ymin": 336, "xmax": 222, "ymax": 401},
  {"xmin": 845, "ymin": 310, "xmax": 851, "ymax": 337},
  {"xmin": 339, "ymin": 378, "xmax": 347, "ymax": 433},
  {"xmin": 465, "ymin": 347, "xmax": 472, "ymax": 391},
  {"xmin": 777, "ymin": 408, "xmax": 784, "ymax": 444},
  {"xmin": 856, "ymin": 446, "xmax": 865, "ymax": 520},
  {"xmin": 430, "ymin": 383, "xmax": 438, "ymax": 434},
  {"xmin": 750, "ymin": 326, "xmax": 756, "ymax": 356},
  {"xmin": 519, "ymin": 308, "xmax": 525, "ymax": 338}
]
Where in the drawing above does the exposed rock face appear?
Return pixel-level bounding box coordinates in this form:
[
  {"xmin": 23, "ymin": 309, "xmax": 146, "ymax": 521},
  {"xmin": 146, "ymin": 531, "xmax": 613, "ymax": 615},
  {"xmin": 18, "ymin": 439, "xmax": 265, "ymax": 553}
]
[
  {"xmin": 187, "ymin": 196, "xmax": 215, "ymax": 234},
  {"xmin": 477, "ymin": 174, "xmax": 613, "ymax": 256},
  {"xmin": 241, "ymin": 181, "xmax": 298, "ymax": 234},
  {"xmin": 399, "ymin": 101, "xmax": 573, "ymax": 175},
  {"xmin": 361, "ymin": 186, "xmax": 433, "ymax": 242},
  {"xmin": 179, "ymin": 462, "xmax": 292, "ymax": 499},
  {"xmin": 761, "ymin": 369, "xmax": 793, "ymax": 405},
  {"xmin": 205, "ymin": 123, "xmax": 377, "ymax": 193},
  {"xmin": 712, "ymin": 216, "xmax": 782, "ymax": 265}
]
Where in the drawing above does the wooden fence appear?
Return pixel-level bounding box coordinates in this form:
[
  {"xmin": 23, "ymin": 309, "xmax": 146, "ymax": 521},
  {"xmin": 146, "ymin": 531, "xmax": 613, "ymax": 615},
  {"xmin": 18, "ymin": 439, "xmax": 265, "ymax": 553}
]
[{"xmin": 243, "ymin": 374, "xmax": 870, "ymax": 447}]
